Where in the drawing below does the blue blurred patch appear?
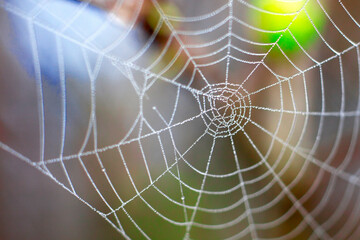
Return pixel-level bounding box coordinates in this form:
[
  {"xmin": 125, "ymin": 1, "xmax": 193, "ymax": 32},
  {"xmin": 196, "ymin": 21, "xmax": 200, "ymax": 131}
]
[{"xmin": 7, "ymin": 0, "xmax": 141, "ymax": 87}]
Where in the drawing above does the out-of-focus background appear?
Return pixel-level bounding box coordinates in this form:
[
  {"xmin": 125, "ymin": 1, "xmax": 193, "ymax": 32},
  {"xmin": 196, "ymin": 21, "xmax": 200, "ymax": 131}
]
[{"xmin": 1, "ymin": 0, "xmax": 360, "ymax": 239}]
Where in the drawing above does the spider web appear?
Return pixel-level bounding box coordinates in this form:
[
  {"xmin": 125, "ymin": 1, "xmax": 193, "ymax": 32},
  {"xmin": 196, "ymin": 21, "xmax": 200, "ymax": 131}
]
[{"xmin": 1, "ymin": 0, "xmax": 360, "ymax": 239}]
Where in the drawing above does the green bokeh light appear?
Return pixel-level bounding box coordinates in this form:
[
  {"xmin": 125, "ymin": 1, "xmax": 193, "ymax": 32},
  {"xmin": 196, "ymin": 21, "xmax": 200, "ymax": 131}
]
[{"xmin": 251, "ymin": 0, "xmax": 326, "ymax": 54}]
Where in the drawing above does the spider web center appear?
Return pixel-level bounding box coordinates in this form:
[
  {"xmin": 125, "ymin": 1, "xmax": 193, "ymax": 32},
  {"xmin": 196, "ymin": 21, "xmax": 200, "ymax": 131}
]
[{"xmin": 198, "ymin": 83, "xmax": 251, "ymax": 138}]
